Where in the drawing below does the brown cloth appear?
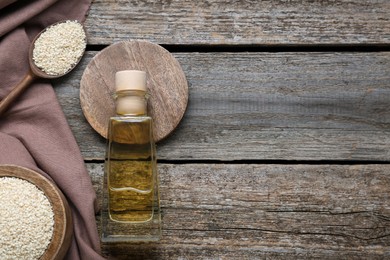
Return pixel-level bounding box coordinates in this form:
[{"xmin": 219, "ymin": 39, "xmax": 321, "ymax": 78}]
[{"xmin": 0, "ymin": 0, "xmax": 105, "ymax": 259}]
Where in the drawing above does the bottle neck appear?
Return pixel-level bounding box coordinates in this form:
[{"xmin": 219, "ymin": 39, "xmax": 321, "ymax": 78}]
[{"xmin": 115, "ymin": 90, "xmax": 147, "ymax": 116}]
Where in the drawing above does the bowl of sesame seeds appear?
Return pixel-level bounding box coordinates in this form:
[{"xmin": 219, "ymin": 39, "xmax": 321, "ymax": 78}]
[{"xmin": 0, "ymin": 165, "xmax": 73, "ymax": 260}]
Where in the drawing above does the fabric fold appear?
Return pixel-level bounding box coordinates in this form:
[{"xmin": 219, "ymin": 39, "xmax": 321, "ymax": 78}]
[{"xmin": 0, "ymin": 0, "xmax": 105, "ymax": 259}]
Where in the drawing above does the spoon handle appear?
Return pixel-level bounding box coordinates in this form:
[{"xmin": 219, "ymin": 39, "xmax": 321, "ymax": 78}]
[{"xmin": 0, "ymin": 70, "xmax": 36, "ymax": 116}]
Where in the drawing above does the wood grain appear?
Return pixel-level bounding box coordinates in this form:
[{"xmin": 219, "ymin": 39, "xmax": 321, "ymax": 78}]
[
  {"xmin": 85, "ymin": 0, "xmax": 390, "ymax": 45},
  {"xmin": 79, "ymin": 41, "xmax": 188, "ymax": 141},
  {"xmin": 87, "ymin": 163, "xmax": 390, "ymax": 259},
  {"xmin": 59, "ymin": 1, "xmax": 390, "ymax": 259},
  {"xmin": 55, "ymin": 51, "xmax": 390, "ymax": 161}
]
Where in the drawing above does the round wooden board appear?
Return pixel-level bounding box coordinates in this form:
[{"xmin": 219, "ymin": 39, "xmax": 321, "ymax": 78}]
[
  {"xmin": 0, "ymin": 165, "xmax": 73, "ymax": 260},
  {"xmin": 80, "ymin": 40, "xmax": 189, "ymax": 142}
]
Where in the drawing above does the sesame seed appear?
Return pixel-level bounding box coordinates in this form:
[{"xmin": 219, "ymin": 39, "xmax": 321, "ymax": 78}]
[
  {"xmin": 32, "ymin": 20, "xmax": 86, "ymax": 76},
  {"xmin": 0, "ymin": 177, "xmax": 54, "ymax": 259}
]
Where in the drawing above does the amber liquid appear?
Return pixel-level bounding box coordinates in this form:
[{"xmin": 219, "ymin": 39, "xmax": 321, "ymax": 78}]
[{"xmin": 106, "ymin": 116, "xmax": 156, "ymax": 223}]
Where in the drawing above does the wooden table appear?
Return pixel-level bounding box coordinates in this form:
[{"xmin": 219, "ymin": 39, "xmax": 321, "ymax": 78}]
[{"xmin": 54, "ymin": 1, "xmax": 390, "ymax": 258}]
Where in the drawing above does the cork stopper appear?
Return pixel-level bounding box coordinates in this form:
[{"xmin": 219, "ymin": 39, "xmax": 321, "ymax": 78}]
[
  {"xmin": 115, "ymin": 70, "xmax": 147, "ymax": 115},
  {"xmin": 115, "ymin": 70, "xmax": 146, "ymax": 92}
]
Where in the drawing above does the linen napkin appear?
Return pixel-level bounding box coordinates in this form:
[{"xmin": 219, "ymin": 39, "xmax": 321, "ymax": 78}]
[{"xmin": 0, "ymin": 0, "xmax": 105, "ymax": 259}]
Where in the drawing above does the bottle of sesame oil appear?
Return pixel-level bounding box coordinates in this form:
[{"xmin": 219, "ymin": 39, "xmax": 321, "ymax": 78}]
[{"xmin": 101, "ymin": 70, "xmax": 161, "ymax": 242}]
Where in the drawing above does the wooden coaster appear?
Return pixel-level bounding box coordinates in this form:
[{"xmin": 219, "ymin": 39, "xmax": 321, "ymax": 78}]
[
  {"xmin": 0, "ymin": 165, "xmax": 73, "ymax": 260},
  {"xmin": 80, "ymin": 40, "xmax": 189, "ymax": 142}
]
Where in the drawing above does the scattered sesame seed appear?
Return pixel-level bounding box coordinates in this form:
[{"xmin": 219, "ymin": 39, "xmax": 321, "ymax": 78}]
[
  {"xmin": 32, "ymin": 20, "xmax": 86, "ymax": 76},
  {"xmin": 0, "ymin": 177, "xmax": 54, "ymax": 259}
]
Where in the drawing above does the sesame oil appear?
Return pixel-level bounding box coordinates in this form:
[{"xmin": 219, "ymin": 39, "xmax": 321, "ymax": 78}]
[{"xmin": 106, "ymin": 116, "xmax": 156, "ymax": 223}]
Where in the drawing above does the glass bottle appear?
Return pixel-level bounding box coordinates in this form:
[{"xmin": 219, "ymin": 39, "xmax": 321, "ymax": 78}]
[{"xmin": 101, "ymin": 70, "xmax": 161, "ymax": 242}]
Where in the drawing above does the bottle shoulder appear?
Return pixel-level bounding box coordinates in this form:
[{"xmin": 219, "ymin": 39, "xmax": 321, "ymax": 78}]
[{"xmin": 110, "ymin": 115, "xmax": 152, "ymax": 122}]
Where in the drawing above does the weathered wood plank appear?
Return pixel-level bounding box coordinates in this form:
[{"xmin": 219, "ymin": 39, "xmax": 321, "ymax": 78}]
[
  {"xmin": 87, "ymin": 163, "xmax": 390, "ymax": 259},
  {"xmin": 85, "ymin": 0, "xmax": 390, "ymax": 45},
  {"xmin": 55, "ymin": 51, "xmax": 390, "ymax": 161}
]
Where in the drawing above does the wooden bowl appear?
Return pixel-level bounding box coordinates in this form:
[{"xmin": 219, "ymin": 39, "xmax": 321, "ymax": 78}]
[{"xmin": 0, "ymin": 165, "xmax": 73, "ymax": 260}]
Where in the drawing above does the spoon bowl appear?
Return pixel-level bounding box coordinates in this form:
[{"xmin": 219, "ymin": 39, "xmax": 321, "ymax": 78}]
[{"xmin": 0, "ymin": 20, "xmax": 86, "ymax": 116}]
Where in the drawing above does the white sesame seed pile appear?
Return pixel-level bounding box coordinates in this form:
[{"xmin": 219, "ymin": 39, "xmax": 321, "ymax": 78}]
[
  {"xmin": 32, "ymin": 20, "xmax": 86, "ymax": 76},
  {"xmin": 0, "ymin": 177, "xmax": 54, "ymax": 259}
]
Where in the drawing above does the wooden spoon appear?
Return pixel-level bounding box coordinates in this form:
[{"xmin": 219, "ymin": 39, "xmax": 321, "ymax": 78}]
[{"xmin": 0, "ymin": 20, "xmax": 86, "ymax": 116}]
